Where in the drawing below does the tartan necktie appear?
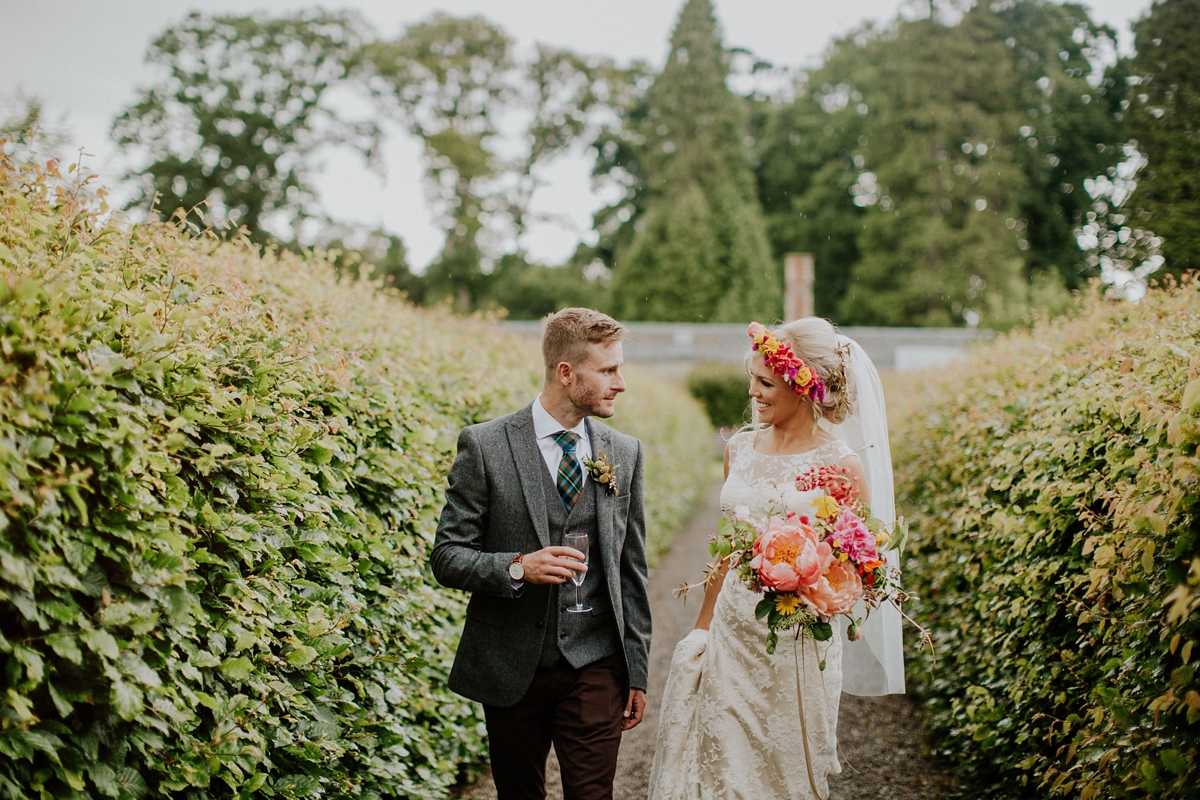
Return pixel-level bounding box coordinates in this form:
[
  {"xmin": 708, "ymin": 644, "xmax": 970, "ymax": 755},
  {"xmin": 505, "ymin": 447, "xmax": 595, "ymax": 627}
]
[{"xmin": 552, "ymin": 430, "xmax": 584, "ymax": 511}]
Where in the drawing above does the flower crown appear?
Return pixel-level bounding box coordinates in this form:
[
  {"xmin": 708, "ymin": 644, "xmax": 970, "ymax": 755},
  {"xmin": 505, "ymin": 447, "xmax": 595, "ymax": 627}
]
[{"xmin": 748, "ymin": 321, "xmax": 828, "ymax": 403}]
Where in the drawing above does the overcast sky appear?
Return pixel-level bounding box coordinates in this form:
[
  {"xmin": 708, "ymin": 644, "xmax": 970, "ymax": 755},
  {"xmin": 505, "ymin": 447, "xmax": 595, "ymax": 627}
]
[{"xmin": 0, "ymin": 0, "xmax": 1153, "ymax": 269}]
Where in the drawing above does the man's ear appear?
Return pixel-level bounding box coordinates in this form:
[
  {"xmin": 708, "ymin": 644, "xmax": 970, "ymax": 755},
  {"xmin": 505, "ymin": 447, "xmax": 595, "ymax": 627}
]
[{"xmin": 556, "ymin": 361, "xmax": 573, "ymax": 387}]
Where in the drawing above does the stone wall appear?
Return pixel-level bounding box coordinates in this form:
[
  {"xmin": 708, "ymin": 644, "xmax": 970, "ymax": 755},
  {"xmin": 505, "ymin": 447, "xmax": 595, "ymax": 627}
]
[{"xmin": 500, "ymin": 321, "xmax": 992, "ymax": 376}]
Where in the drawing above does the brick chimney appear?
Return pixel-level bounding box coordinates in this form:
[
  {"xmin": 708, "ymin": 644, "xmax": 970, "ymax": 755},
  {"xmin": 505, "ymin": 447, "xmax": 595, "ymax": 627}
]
[{"xmin": 784, "ymin": 253, "xmax": 815, "ymax": 321}]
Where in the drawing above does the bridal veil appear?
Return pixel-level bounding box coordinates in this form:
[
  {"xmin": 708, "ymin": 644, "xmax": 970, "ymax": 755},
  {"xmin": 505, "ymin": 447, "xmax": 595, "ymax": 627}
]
[{"xmin": 820, "ymin": 334, "xmax": 906, "ymax": 695}]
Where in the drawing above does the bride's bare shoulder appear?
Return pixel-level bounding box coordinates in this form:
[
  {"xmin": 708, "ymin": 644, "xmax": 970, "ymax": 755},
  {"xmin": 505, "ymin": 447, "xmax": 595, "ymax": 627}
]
[
  {"xmin": 722, "ymin": 429, "xmax": 746, "ymax": 476},
  {"xmin": 726, "ymin": 428, "xmax": 753, "ymax": 445}
]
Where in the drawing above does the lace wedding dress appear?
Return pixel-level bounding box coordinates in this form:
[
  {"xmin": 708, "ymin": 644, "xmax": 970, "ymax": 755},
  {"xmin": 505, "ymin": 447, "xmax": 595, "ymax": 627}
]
[{"xmin": 647, "ymin": 430, "xmax": 854, "ymax": 800}]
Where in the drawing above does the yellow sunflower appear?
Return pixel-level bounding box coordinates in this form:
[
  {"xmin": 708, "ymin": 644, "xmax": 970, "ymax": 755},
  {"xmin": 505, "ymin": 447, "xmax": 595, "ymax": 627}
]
[{"xmin": 775, "ymin": 594, "xmax": 802, "ymax": 615}]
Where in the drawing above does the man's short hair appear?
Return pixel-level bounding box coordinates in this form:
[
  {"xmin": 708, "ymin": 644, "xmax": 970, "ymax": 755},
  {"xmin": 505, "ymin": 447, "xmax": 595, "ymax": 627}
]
[{"xmin": 541, "ymin": 308, "xmax": 626, "ymax": 377}]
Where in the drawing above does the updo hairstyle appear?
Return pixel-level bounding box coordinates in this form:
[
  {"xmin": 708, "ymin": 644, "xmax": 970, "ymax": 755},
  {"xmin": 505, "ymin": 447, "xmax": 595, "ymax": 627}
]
[{"xmin": 752, "ymin": 318, "xmax": 853, "ymax": 425}]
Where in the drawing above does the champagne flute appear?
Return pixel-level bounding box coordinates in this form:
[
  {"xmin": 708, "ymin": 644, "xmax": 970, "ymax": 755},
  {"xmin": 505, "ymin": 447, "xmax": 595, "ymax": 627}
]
[{"xmin": 563, "ymin": 532, "xmax": 592, "ymax": 613}]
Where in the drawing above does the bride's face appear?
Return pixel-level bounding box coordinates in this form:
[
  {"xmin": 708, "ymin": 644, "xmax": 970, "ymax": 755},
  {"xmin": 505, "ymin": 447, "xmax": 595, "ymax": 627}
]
[{"xmin": 748, "ymin": 356, "xmax": 804, "ymax": 426}]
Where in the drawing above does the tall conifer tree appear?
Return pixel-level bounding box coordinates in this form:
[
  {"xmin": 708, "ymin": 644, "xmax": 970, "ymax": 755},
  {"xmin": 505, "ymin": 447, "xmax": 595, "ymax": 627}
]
[
  {"xmin": 607, "ymin": 0, "xmax": 778, "ymax": 322},
  {"xmin": 1127, "ymin": 0, "xmax": 1200, "ymax": 275}
]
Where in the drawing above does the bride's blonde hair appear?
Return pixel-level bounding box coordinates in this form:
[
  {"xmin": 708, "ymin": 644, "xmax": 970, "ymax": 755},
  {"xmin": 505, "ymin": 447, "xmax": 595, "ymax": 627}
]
[{"xmin": 745, "ymin": 317, "xmax": 853, "ymax": 427}]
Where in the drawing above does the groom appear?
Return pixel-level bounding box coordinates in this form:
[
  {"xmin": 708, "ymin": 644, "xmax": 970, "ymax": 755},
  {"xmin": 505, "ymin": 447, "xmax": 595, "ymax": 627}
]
[{"xmin": 431, "ymin": 308, "xmax": 652, "ymax": 800}]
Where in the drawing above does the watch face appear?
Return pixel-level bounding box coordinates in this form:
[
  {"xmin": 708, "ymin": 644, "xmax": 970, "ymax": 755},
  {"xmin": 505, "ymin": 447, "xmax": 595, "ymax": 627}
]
[{"xmin": 508, "ymin": 561, "xmax": 524, "ymax": 580}]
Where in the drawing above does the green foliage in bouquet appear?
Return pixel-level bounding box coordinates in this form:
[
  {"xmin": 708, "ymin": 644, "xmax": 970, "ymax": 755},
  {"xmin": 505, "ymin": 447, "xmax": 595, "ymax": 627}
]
[
  {"xmin": 893, "ymin": 281, "xmax": 1200, "ymax": 798},
  {"xmin": 0, "ymin": 156, "xmax": 710, "ymax": 798}
]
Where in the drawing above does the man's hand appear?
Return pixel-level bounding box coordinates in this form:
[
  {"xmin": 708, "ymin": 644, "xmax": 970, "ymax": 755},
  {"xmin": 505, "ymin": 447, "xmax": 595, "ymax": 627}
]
[
  {"xmin": 622, "ymin": 689, "xmax": 646, "ymax": 731},
  {"xmin": 520, "ymin": 546, "xmax": 587, "ymax": 585}
]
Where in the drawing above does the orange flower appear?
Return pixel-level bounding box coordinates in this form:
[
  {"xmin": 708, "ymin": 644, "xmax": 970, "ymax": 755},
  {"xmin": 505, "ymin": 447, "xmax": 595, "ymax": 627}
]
[{"xmin": 801, "ymin": 559, "xmax": 863, "ymax": 616}]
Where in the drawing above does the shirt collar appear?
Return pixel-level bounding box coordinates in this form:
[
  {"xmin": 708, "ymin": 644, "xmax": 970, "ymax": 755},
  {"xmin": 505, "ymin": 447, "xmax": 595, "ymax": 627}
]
[{"xmin": 533, "ymin": 394, "xmax": 589, "ymax": 443}]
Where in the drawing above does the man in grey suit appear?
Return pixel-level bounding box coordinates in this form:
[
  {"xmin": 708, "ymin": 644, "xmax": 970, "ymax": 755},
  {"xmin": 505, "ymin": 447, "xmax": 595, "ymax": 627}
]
[{"xmin": 431, "ymin": 308, "xmax": 652, "ymax": 800}]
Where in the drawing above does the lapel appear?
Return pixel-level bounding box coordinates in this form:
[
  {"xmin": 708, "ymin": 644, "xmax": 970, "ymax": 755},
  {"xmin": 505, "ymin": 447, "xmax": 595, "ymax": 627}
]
[
  {"xmin": 587, "ymin": 418, "xmax": 621, "ymax": 601},
  {"xmin": 505, "ymin": 404, "xmax": 551, "ymax": 548}
]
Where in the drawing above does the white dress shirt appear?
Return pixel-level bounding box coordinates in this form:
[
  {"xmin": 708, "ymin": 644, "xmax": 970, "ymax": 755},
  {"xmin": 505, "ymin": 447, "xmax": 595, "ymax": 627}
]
[
  {"xmin": 510, "ymin": 396, "xmax": 592, "ymax": 592},
  {"xmin": 532, "ymin": 394, "xmax": 592, "ymax": 485}
]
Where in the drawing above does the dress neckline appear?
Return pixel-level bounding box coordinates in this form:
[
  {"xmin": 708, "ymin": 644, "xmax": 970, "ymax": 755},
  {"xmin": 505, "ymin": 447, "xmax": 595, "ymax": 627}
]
[{"xmin": 748, "ymin": 436, "xmax": 841, "ymax": 459}]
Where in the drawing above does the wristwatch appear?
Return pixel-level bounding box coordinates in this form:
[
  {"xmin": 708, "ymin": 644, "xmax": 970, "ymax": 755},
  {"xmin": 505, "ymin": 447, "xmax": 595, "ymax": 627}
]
[{"xmin": 508, "ymin": 554, "xmax": 525, "ymax": 581}]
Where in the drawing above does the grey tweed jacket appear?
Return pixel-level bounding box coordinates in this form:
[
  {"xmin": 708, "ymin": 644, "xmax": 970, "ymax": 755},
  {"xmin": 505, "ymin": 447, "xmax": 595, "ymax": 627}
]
[{"xmin": 430, "ymin": 403, "xmax": 652, "ymax": 708}]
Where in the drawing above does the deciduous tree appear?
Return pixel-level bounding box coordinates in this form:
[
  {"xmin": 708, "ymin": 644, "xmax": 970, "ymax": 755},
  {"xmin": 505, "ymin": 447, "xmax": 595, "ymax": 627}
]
[
  {"xmin": 753, "ymin": 0, "xmax": 1123, "ymax": 326},
  {"xmin": 113, "ymin": 11, "xmax": 380, "ymax": 244},
  {"xmin": 367, "ymin": 14, "xmax": 512, "ymax": 311},
  {"xmin": 1, "ymin": 91, "xmax": 73, "ymax": 163},
  {"xmin": 369, "ymin": 16, "xmax": 639, "ymax": 311},
  {"xmin": 1126, "ymin": 0, "xmax": 1200, "ymax": 275}
]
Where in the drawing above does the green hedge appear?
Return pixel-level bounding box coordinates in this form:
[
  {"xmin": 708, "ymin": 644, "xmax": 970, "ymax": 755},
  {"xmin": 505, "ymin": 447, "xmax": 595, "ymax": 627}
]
[
  {"xmin": 685, "ymin": 361, "xmax": 749, "ymax": 431},
  {"xmin": 892, "ymin": 282, "xmax": 1200, "ymax": 798},
  {"xmin": 610, "ymin": 367, "xmax": 715, "ymax": 565},
  {"xmin": 0, "ymin": 158, "xmax": 709, "ymax": 798}
]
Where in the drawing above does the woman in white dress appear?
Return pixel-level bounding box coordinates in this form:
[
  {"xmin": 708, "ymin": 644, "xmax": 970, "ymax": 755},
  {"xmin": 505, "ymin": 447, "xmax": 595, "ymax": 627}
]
[{"xmin": 648, "ymin": 318, "xmax": 906, "ymax": 800}]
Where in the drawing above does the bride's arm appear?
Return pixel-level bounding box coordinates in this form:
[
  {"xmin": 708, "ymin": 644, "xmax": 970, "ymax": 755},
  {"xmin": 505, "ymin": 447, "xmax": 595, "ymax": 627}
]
[
  {"xmin": 837, "ymin": 453, "xmax": 871, "ymax": 507},
  {"xmin": 693, "ymin": 559, "xmax": 729, "ymax": 630},
  {"xmin": 694, "ymin": 444, "xmax": 734, "ymax": 630}
]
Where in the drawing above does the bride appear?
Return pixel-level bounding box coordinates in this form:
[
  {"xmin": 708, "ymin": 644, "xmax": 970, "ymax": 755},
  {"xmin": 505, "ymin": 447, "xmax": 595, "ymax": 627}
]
[{"xmin": 647, "ymin": 318, "xmax": 905, "ymax": 800}]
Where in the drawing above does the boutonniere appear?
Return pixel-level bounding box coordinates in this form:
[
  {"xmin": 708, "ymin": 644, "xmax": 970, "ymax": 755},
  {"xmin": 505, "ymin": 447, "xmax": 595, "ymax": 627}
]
[{"xmin": 582, "ymin": 451, "xmax": 619, "ymax": 496}]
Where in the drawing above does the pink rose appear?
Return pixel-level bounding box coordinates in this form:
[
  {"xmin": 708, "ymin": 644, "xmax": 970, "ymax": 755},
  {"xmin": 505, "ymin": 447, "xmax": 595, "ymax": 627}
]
[
  {"xmin": 829, "ymin": 508, "xmax": 878, "ymax": 564},
  {"xmin": 801, "ymin": 559, "xmax": 863, "ymax": 617},
  {"xmin": 749, "ymin": 518, "xmax": 825, "ymax": 593}
]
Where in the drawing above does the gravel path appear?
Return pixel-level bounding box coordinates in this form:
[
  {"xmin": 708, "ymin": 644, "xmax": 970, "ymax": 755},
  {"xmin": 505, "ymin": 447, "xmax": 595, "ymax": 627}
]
[{"xmin": 461, "ymin": 484, "xmax": 955, "ymax": 800}]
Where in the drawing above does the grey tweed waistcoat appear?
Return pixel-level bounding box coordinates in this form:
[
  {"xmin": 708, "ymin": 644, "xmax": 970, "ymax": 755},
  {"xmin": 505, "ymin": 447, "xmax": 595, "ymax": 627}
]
[{"xmin": 537, "ymin": 464, "xmax": 621, "ymax": 669}]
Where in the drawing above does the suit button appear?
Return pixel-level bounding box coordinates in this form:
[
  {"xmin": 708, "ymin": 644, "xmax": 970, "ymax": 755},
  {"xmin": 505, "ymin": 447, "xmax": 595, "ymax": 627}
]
[
  {"xmin": 560, "ymin": 632, "xmax": 567, "ymax": 639},
  {"xmin": 565, "ymin": 527, "xmax": 570, "ymax": 533},
  {"xmin": 535, "ymin": 621, "xmax": 544, "ymax": 629},
  {"xmin": 561, "ymin": 605, "xmax": 567, "ymax": 612}
]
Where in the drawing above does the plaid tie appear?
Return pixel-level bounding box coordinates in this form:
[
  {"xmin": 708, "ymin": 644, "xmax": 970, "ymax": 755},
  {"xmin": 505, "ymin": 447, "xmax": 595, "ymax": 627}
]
[{"xmin": 552, "ymin": 431, "xmax": 584, "ymax": 511}]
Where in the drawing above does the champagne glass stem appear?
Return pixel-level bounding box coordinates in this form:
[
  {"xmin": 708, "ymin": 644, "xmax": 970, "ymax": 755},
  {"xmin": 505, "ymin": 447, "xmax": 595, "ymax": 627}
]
[{"xmin": 575, "ymin": 581, "xmax": 582, "ymax": 610}]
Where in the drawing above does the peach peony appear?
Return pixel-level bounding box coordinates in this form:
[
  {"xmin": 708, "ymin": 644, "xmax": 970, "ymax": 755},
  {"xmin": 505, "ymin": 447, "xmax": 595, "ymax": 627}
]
[
  {"xmin": 795, "ymin": 535, "xmax": 833, "ymax": 589},
  {"xmin": 801, "ymin": 558, "xmax": 863, "ymax": 617},
  {"xmin": 749, "ymin": 517, "xmax": 828, "ymax": 593}
]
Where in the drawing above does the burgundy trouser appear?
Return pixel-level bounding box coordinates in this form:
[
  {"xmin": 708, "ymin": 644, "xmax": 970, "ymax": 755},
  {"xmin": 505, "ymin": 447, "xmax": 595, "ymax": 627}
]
[{"xmin": 483, "ymin": 654, "xmax": 627, "ymax": 800}]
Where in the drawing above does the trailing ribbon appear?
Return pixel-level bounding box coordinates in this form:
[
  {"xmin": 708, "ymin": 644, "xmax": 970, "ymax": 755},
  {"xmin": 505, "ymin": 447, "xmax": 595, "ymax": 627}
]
[{"xmin": 793, "ymin": 634, "xmax": 827, "ymax": 800}]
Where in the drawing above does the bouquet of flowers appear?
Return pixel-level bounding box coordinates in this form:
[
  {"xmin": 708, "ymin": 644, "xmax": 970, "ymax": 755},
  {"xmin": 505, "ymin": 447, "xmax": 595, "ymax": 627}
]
[{"xmin": 709, "ymin": 464, "xmax": 909, "ymax": 656}]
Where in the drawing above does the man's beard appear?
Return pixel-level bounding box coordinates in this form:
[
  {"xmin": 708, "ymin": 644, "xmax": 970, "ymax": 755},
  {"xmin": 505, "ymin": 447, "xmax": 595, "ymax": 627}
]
[{"xmin": 569, "ymin": 382, "xmax": 611, "ymax": 418}]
